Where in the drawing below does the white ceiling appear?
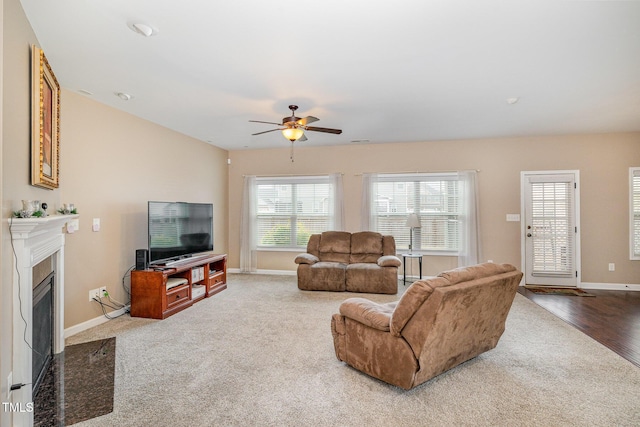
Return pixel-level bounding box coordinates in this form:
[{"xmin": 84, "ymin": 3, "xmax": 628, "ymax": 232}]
[{"xmin": 19, "ymin": 0, "xmax": 640, "ymax": 151}]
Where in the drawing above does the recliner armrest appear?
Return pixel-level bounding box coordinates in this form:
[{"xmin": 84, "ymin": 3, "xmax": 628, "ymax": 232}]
[
  {"xmin": 339, "ymin": 298, "xmax": 397, "ymax": 331},
  {"xmin": 378, "ymin": 255, "xmax": 401, "ymax": 267},
  {"xmin": 295, "ymin": 253, "xmax": 319, "ymax": 265}
]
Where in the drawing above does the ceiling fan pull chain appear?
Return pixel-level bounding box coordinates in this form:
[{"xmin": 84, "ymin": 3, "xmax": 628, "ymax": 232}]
[{"xmin": 290, "ymin": 141, "xmax": 295, "ymax": 162}]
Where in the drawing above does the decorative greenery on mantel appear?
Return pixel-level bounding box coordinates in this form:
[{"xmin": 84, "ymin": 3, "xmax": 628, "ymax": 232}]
[
  {"xmin": 57, "ymin": 208, "xmax": 78, "ymax": 215},
  {"xmin": 13, "ymin": 210, "xmax": 45, "ymax": 218}
]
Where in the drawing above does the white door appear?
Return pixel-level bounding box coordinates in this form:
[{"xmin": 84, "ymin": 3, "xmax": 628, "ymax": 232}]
[{"xmin": 521, "ymin": 171, "xmax": 580, "ymax": 287}]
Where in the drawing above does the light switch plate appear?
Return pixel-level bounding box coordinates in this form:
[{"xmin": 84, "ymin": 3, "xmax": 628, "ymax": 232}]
[
  {"xmin": 66, "ymin": 219, "xmax": 79, "ymax": 233},
  {"xmin": 506, "ymin": 214, "xmax": 520, "ymax": 222},
  {"xmin": 92, "ymin": 218, "xmax": 100, "ymax": 232}
]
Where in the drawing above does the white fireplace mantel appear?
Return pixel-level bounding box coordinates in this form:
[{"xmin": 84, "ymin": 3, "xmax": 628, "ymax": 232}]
[{"xmin": 8, "ymin": 214, "xmax": 78, "ymax": 427}]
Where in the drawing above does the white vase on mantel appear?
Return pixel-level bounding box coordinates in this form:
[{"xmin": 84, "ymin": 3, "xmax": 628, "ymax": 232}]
[{"xmin": 21, "ymin": 200, "xmax": 40, "ymax": 216}]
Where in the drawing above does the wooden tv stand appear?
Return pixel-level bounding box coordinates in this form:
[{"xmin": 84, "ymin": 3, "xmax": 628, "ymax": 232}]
[{"xmin": 131, "ymin": 253, "xmax": 227, "ymax": 319}]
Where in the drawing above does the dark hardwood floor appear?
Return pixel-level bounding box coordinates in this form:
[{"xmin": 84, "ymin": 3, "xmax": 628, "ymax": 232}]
[{"xmin": 518, "ymin": 287, "xmax": 640, "ymax": 368}]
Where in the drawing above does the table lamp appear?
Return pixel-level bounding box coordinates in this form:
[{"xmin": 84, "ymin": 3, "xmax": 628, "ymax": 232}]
[{"xmin": 406, "ymin": 213, "xmax": 421, "ymax": 253}]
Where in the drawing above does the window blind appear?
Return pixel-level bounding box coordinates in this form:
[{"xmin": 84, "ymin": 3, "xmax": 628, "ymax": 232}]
[
  {"xmin": 529, "ymin": 177, "xmax": 574, "ymax": 276},
  {"xmin": 372, "ymin": 174, "xmax": 460, "ymax": 252},
  {"xmin": 631, "ymin": 168, "xmax": 640, "ymax": 259},
  {"xmin": 255, "ymin": 176, "xmax": 334, "ymax": 248}
]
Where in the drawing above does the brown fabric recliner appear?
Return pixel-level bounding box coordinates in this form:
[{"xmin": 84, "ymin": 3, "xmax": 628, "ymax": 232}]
[
  {"xmin": 331, "ymin": 262, "xmax": 523, "ymax": 389},
  {"xmin": 295, "ymin": 231, "xmax": 401, "ymax": 294}
]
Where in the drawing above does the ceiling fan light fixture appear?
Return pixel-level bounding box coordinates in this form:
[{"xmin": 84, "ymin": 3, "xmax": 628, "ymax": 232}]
[{"xmin": 282, "ymin": 127, "xmax": 304, "ymax": 141}]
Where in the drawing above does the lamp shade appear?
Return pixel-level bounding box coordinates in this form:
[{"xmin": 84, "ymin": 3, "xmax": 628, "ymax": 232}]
[
  {"xmin": 405, "ymin": 213, "xmax": 421, "ymax": 228},
  {"xmin": 282, "ymin": 127, "xmax": 304, "ymax": 141}
]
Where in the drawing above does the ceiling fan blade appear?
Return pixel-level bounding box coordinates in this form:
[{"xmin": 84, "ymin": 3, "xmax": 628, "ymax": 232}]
[
  {"xmin": 252, "ymin": 128, "xmax": 282, "ymax": 136},
  {"xmin": 305, "ymin": 126, "xmax": 342, "ymax": 135},
  {"xmin": 296, "ymin": 116, "xmax": 319, "ymax": 126},
  {"xmin": 249, "ymin": 120, "xmax": 282, "ymax": 126},
  {"xmin": 298, "ymin": 134, "xmax": 308, "ymax": 142}
]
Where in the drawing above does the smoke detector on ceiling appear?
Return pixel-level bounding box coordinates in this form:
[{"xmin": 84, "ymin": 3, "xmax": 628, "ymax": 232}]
[{"xmin": 129, "ymin": 23, "xmax": 157, "ymax": 37}]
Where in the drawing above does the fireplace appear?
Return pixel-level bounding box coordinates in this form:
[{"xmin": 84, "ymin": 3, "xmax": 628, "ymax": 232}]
[
  {"xmin": 32, "ymin": 271, "xmax": 54, "ymax": 397},
  {"xmin": 8, "ymin": 215, "xmax": 78, "ymax": 427}
]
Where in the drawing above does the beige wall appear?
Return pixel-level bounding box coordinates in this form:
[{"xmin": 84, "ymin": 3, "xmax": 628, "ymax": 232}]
[
  {"xmin": 1, "ymin": 0, "xmax": 49, "ymax": 422},
  {"xmin": 228, "ymin": 133, "xmax": 640, "ymax": 285},
  {"xmin": 59, "ymin": 90, "xmax": 228, "ymax": 327},
  {"xmin": 0, "ymin": 0, "xmax": 6, "ymax": 420}
]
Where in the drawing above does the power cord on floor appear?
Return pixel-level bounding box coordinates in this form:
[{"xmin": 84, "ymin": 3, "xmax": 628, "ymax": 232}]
[
  {"xmin": 122, "ymin": 265, "xmax": 134, "ymax": 305},
  {"xmin": 91, "ymin": 294, "xmax": 129, "ymax": 319},
  {"xmin": 104, "ymin": 291, "xmax": 126, "ymax": 308},
  {"xmin": 92, "ymin": 264, "xmax": 135, "ymax": 320}
]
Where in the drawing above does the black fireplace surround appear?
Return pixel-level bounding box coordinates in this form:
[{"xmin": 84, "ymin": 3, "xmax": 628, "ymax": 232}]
[{"xmin": 32, "ymin": 272, "xmax": 54, "ymax": 397}]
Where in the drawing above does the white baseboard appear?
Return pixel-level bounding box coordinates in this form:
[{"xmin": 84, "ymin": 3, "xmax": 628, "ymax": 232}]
[
  {"xmin": 580, "ymin": 282, "xmax": 640, "ymax": 291},
  {"xmin": 64, "ymin": 305, "xmax": 130, "ymax": 338},
  {"xmin": 227, "ymin": 268, "xmax": 296, "ymax": 276}
]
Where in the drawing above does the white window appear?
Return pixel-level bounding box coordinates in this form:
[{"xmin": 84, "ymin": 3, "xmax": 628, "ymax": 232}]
[
  {"xmin": 631, "ymin": 167, "xmax": 640, "ymax": 260},
  {"xmin": 367, "ymin": 173, "xmax": 463, "ymax": 254},
  {"xmin": 255, "ymin": 175, "xmax": 340, "ymax": 249}
]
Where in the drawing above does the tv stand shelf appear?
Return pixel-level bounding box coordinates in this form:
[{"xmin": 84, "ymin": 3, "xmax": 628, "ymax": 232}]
[{"xmin": 131, "ymin": 253, "xmax": 227, "ymax": 319}]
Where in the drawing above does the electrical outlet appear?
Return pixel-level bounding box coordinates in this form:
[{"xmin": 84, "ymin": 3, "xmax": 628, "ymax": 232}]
[
  {"xmin": 608, "ymin": 263, "xmax": 615, "ymax": 272},
  {"xmin": 89, "ymin": 286, "xmax": 107, "ymax": 301}
]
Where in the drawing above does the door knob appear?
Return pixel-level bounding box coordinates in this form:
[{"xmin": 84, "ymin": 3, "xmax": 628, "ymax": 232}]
[{"xmin": 527, "ymin": 233, "xmax": 532, "ymax": 237}]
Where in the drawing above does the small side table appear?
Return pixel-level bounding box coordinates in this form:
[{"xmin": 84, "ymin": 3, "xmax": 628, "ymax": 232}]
[{"xmin": 401, "ymin": 253, "xmax": 423, "ymax": 285}]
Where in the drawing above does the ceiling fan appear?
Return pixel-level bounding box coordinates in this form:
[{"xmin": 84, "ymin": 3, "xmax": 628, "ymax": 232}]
[{"xmin": 249, "ymin": 105, "xmax": 342, "ymax": 142}]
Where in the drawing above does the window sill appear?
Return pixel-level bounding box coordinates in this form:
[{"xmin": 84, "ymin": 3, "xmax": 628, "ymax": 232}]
[{"xmin": 257, "ymin": 247, "xmax": 305, "ymax": 252}]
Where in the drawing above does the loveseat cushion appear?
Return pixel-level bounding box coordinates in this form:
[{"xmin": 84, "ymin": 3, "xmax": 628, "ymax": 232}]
[
  {"xmin": 318, "ymin": 231, "xmax": 352, "ymax": 263},
  {"xmin": 390, "ymin": 277, "xmax": 448, "ymax": 337},
  {"xmin": 437, "ymin": 262, "xmax": 516, "ymax": 285},
  {"xmin": 350, "ymin": 231, "xmax": 383, "ymax": 263},
  {"xmin": 378, "ymin": 255, "xmax": 402, "ymax": 267},
  {"xmin": 346, "ymin": 264, "xmax": 398, "ymax": 294},
  {"xmin": 294, "ymin": 253, "xmax": 319, "ymax": 265},
  {"xmin": 297, "ymin": 262, "xmax": 347, "ymax": 291},
  {"xmin": 339, "ymin": 298, "xmax": 397, "ymax": 331},
  {"xmin": 306, "ymin": 234, "xmax": 321, "ymax": 257}
]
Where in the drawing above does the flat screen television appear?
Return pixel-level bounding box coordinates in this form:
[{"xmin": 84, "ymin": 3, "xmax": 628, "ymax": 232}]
[{"xmin": 148, "ymin": 201, "xmax": 213, "ymax": 265}]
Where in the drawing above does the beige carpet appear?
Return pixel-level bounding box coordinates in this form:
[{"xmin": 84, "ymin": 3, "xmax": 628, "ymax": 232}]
[{"xmin": 68, "ymin": 274, "xmax": 640, "ymax": 427}]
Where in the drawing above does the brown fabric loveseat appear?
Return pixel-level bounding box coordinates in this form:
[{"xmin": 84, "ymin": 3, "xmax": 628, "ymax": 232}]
[
  {"xmin": 331, "ymin": 262, "xmax": 523, "ymax": 389},
  {"xmin": 295, "ymin": 231, "xmax": 401, "ymax": 294}
]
